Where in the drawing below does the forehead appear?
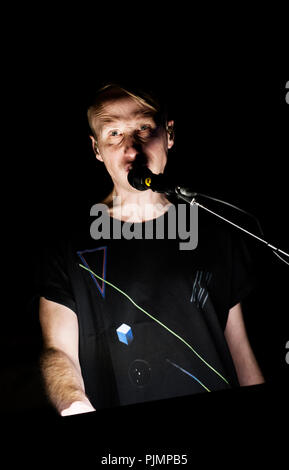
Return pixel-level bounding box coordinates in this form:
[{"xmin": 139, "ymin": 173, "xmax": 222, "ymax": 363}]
[{"xmin": 95, "ymin": 96, "xmax": 156, "ymax": 129}]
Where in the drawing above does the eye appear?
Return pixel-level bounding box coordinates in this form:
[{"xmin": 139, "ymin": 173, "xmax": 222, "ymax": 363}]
[
  {"xmin": 139, "ymin": 124, "xmax": 150, "ymax": 131},
  {"xmin": 110, "ymin": 130, "xmax": 120, "ymax": 136}
]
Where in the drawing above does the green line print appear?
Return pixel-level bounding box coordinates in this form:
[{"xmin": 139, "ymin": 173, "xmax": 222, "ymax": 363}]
[{"xmin": 79, "ymin": 263, "xmax": 229, "ymax": 388}]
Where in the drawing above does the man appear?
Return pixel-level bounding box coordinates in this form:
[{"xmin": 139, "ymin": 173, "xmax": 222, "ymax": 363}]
[{"xmin": 38, "ymin": 82, "xmax": 264, "ymax": 417}]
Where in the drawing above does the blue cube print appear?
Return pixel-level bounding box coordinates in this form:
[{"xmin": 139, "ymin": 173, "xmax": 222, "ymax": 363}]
[{"xmin": 116, "ymin": 323, "xmax": 133, "ymax": 345}]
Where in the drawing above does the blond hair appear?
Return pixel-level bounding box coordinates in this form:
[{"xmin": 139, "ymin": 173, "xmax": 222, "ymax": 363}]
[{"xmin": 87, "ymin": 83, "xmax": 167, "ymax": 140}]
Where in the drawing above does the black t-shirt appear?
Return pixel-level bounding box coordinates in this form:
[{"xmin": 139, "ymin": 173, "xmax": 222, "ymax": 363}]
[{"xmin": 36, "ymin": 202, "xmax": 256, "ymax": 410}]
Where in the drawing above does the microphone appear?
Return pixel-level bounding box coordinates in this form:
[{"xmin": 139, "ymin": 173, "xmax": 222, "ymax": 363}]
[{"xmin": 127, "ymin": 164, "xmax": 176, "ymax": 194}]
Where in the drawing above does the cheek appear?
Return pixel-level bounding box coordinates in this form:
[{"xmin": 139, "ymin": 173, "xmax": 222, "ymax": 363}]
[
  {"xmin": 99, "ymin": 147, "xmax": 121, "ymax": 167},
  {"xmin": 99, "ymin": 150, "xmax": 127, "ymax": 181},
  {"xmin": 144, "ymin": 138, "xmax": 168, "ymax": 161}
]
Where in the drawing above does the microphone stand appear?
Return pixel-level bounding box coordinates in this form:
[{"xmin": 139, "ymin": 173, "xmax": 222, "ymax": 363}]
[
  {"xmin": 173, "ymin": 186, "xmax": 289, "ymax": 265},
  {"xmin": 127, "ymin": 164, "xmax": 289, "ymax": 264}
]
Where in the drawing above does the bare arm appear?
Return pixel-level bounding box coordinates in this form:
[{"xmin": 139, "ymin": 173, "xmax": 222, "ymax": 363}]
[
  {"xmin": 224, "ymin": 302, "xmax": 265, "ymax": 386},
  {"xmin": 39, "ymin": 297, "xmax": 95, "ymax": 416}
]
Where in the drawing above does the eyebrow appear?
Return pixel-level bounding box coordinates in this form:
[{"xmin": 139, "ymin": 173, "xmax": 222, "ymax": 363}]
[{"xmin": 99, "ymin": 109, "xmax": 155, "ymax": 125}]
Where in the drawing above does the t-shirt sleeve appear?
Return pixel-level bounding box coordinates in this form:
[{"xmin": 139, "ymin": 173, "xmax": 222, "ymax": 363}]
[
  {"xmin": 34, "ymin": 237, "xmax": 77, "ymax": 313},
  {"xmin": 228, "ymin": 229, "xmax": 257, "ymax": 310}
]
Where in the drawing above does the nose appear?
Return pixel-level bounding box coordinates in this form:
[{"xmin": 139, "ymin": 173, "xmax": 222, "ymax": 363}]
[{"xmin": 123, "ymin": 135, "xmax": 142, "ymax": 161}]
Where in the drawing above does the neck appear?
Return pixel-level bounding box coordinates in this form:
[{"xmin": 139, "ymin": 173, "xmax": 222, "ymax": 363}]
[{"xmin": 101, "ymin": 186, "xmax": 172, "ymax": 222}]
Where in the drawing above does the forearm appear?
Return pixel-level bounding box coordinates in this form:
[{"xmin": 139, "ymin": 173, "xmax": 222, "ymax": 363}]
[
  {"xmin": 232, "ymin": 343, "xmax": 265, "ymax": 387},
  {"xmin": 40, "ymin": 347, "xmax": 94, "ymax": 414}
]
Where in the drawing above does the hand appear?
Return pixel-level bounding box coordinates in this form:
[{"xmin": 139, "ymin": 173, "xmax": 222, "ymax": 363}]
[{"xmin": 60, "ymin": 400, "xmax": 96, "ymax": 417}]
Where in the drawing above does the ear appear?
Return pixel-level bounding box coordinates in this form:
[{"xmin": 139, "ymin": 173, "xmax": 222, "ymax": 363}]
[
  {"xmin": 89, "ymin": 135, "xmax": 104, "ymax": 162},
  {"xmin": 166, "ymin": 120, "xmax": 175, "ymax": 149}
]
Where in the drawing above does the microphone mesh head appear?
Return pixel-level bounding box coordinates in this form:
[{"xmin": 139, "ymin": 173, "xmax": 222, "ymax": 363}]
[{"xmin": 127, "ymin": 165, "xmax": 153, "ymax": 191}]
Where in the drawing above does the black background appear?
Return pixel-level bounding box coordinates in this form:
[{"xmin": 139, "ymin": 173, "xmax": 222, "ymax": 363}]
[{"xmin": 1, "ymin": 14, "xmax": 288, "ymax": 465}]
